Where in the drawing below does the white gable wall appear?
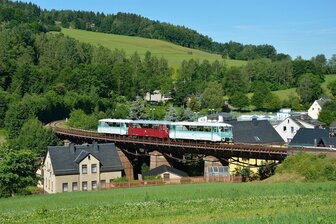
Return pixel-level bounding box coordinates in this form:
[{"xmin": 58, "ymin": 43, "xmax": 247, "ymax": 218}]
[
  {"xmin": 308, "ymin": 101, "xmax": 322, "ymax": 119},
  {"xmin": 274, "ymin": 118, "xmax": 302, "ymax": 143}
]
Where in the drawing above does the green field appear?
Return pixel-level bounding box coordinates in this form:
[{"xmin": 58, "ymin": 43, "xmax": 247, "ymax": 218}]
[
  {"xmin": 246, "ymin": 74, "xmax": 336, "ymax": 102},
  {"xmin": 322, "ymin": 74, "xmax": 336, "ymax": 97},
  {"xmin": 1, "ymin": 182, "xmax": 335, "ymax": 223},
  {"xmin": 246, "ymin": 88, "xmax": 298, "ymax": 102},
  {"xmin": 0, "ymin": 128, "xmax": 6, "ymax": 145},
  {"xmin": 61, "ymin": 28, "xmax": 246, "ymax": 69}
]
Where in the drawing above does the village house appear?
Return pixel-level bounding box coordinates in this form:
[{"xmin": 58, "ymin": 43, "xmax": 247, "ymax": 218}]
[
  {"xmin": 43, "ymin": 142, "xmax": 124, "ymax": 193},
  {"xmin": 274, "ymin": 114, "xmax": 324, "ymax": 143},
  {"xmin": 308, "ymin": 97, "xmax": 331, "ymax": 119},
  {"xmin": 288, "ymin": 128, "xmax": 330, "ymax": 148},
  {"xmin": 144, "ymin": 90, "xmax": 172, "ymax": 104}
]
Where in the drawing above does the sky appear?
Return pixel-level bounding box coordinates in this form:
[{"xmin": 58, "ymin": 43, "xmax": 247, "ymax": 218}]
[{"xmin": 21, "ymin": 0, "xmax": 336, "ymax": 59}]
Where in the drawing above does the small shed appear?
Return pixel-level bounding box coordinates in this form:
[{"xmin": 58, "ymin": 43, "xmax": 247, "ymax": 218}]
[{"xmin": 142, "ymin": 165, "xmax": 188, "ymax": 180}]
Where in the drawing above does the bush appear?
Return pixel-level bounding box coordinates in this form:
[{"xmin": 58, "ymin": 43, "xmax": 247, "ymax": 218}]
[
  {"xmin": 144, "ymin": 176, "xmax": 162, "ymax": 180},
  {"xmin": 275, "ymin": 152, "xmax": 336, "ymax": 182},
  {"xmin": 23, "ymin": 186, "xmax": 43, "ymax": 195},
  {"xmin": 258, "ymin": 163, "xmax": 276, "ymax": 180},
  {"xmin": 112, "ymin": 176, "xmax": 128, "ymax": 182}
]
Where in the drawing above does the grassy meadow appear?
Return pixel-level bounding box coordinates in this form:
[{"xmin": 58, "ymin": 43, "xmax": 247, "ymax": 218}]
[
  {"xmin": 0, "ymin": 182, "xmax": 335, "ymax": 223},
  {"xmin": 61, "ymin": 28, "xmax": 246, "ymax": 69},
  {"xmin": 322, "ymin": 74, "xmax": 336, "ymax": 97},
  {"xmin": 246, "ymin": 74, "xmax": 336, "ymax": 102},
  {"xmin": 0, "ymin": 128, "xmax": 6, "ymax": 145}
]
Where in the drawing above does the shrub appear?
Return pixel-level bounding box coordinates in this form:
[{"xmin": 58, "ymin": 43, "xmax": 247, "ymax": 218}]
[{"xmin": 112, "ymin": 176, "xmax": 128, "ymax": 182}]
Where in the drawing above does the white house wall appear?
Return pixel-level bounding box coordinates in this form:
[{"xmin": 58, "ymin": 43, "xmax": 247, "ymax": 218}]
[
  {"xmin": 274, "ymin": 118, "xmax": 301, "ymax": 143},
  {"xmin": 308, "ymin": 101, "xmax": 322, "ymax": 119}
]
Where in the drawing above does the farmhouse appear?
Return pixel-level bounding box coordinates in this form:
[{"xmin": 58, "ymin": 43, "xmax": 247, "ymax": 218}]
[
  {"xmin": 308, "ymin": 98, "xmax": 331, "ymax": 119},
  {"xmin": 275, "ymin": 114, "xmax": 324, "ymax": 143},
  {"xmin": 43, "ymin": 142, "xmax": 123, "ymax": 193}
]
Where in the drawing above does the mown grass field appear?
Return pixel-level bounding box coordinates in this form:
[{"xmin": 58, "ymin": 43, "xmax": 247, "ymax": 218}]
[
  {"xmin": 1, "ymin": 182, "xmax": 335, "ymax": 223},
  {"xmin": 61, "ymin": 28, "xmax": 246, "ymax": 69}
]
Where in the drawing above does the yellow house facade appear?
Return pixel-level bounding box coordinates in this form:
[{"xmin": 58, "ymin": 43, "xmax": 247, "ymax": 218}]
[{"xmin": 43, "ymin": 142, "xmax": 123, "ymax": 193}]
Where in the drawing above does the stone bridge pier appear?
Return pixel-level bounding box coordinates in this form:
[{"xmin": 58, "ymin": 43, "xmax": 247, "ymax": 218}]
[{"xmin": 149, "ymin": 150, "xmax": 171, "ymax": 170}]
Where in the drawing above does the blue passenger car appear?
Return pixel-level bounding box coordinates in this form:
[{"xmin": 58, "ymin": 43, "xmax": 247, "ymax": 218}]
[
  {"xmin": 169, "ymin": 122, "xmax": 233, "ymax": 142},
  {"xmin": 97, "ymin": 119, "xmax": 131, "ymax": 135}
]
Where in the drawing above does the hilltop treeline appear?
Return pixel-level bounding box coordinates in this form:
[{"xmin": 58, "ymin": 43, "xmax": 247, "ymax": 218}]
[{"xmin": 0, "ymin": 0, "xmax": 288, "ymax": 61}]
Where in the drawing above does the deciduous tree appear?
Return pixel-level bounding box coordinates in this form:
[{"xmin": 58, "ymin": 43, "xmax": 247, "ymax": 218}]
[{"xmin": 0, "ymin": 149, "xmax": 38, "ymax": 197}]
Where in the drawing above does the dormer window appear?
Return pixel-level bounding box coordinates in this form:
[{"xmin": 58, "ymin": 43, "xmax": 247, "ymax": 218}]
[{"xmin": 82, "ymin": 164, "xmax": 87, "ymax": 174}]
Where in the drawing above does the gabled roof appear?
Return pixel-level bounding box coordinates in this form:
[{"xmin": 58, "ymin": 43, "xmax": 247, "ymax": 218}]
[
  {"xmin": 291, "ymin": 114, "xmax": 324, "ymax": 127},
  {"xmin": 318, "ymin": 137, "xmax": 336, "ymax": 147},
  {"xmin": 142, "ymin": 165, "xmax": 188, "ymax": 177},
  {"xmin": 48, "ymin": 143, "xmax": 123, "ymax": 176},
  {"xmin": 316, "ymin": 98, "xmax": 331, "ymax": 107},
  {"xmin": 289, "ymin": 128, "xmax": 329, "ymax": 147},
  {"xmin": 227, "ymin": 120, "xmax": 285, "ymax": 145}
]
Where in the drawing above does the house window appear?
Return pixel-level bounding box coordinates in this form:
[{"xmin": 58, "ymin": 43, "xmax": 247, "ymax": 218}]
[
  {"xmin": 92, "ymin": 181, "xmax": 97, "ymax": 191},
  {"xmin": 72, "ymin": 182, "xmax": 78, "ymax": 192},
  {"xmin": 62, "ymin": 183, "xmax": 68, "ymax": 192},
  {"xmin": 283, "ymin": 126, "xmax": 287, "ymax": 132},
  {"xmin": 91, "ymin": 164, "xmax": 97, "ymax": 173},
  {"xmin": 163, "ymin": 173, "xmax": 170, "ymax": 180},
  {"xmin": 291, "ymin": 127, "xmax": 294, "ymax": 133},
  {"xmin": 82, "ymin": 181, "xmax": 88, "ymax": 191},
  {"xmin": 287, "ymin": 119, "xmax": 290, "ymax": 123},
  {"xmin": 82, "ymin": 164, "xmax": 87, "ymax": 174}
]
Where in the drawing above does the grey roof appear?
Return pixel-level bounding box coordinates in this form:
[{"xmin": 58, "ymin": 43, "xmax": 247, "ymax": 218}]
[
  {"xmin": 318, "ymin": 137, "xmax": 336, "ymax": 147},
  {"xmin": 289, "ymin": 128, "xmax": 329, "ymax": 147},
  {"xmin": 142, "ymin": 165, "xmax": 188, "ymax": 177},
  {"xmin": 48, "ymin": 143, "xmax": 123, "ymax": 176},
  {"xmin": 290, "ymin": 114, "xmax": 325, "ymax": 127},
  {"xmin": 227, "ymin": 120, "xmax": 285, "ymax": 145},
  {"xmin": 316, "ymin": 98, "xmax": 331, "ymax": 107}
]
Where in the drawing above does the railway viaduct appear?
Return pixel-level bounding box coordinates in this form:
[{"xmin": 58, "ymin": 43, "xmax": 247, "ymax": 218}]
[{"xmin": 49, "ymin": 121, "xmax": 334, "ymax": 180}]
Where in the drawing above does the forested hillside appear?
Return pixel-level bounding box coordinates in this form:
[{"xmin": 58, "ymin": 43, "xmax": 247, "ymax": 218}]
[{"xmin": 0, "ymin": 0, "xmax": 288, "ymax": 61}]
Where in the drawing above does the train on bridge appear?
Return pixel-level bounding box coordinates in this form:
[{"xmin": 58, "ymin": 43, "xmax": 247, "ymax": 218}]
[{"xmin": 98, "ymin": 119, "xmax": 233, "ymax": 142}]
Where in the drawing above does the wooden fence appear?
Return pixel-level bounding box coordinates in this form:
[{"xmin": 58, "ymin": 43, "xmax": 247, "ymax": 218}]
[{"xmin": 99, "ymin": 176, "xmax": 242, "ymax": 190}]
